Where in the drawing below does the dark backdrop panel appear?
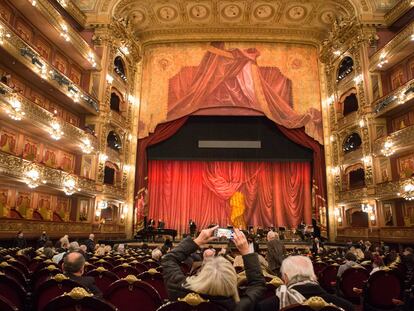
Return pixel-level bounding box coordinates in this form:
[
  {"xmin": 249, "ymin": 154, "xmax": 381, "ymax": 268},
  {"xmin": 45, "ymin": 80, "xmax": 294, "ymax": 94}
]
[{"xmin": 147, "ymin": 116, "xmax": 313, "ymax": 161}]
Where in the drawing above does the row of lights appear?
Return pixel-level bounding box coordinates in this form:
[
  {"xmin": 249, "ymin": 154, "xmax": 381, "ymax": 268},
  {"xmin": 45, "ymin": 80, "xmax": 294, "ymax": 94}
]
[{"xmin": 24, "ymin": 166, "xmax": 80, "ymax": 195}]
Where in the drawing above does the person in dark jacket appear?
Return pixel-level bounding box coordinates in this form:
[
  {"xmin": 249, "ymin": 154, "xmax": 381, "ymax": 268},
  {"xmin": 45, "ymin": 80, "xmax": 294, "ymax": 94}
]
[
  {"xmin": 84, "ymin": 233, "xmax": 95, "ymax": 254},
  {"xmin": 14, "ymin": 231, "xmax": 27, "ymax": 249},
  {"xmin": 161, "ymin": 225, "xmax": 265, "ymax": 311},
  {"xmin": 63, "ymin": 251, "xmax": 102, "ymax": 298},
  {"xmin": 266, "ymin": 231, "xmax": 285, "ymax": 276},
  {"xmin": 36, "ymin": 231, "xmax": 49, "ymax": 249},
  {"xmin": 256, "ymin": 255, "xmax": 354, "ymax": 311}
]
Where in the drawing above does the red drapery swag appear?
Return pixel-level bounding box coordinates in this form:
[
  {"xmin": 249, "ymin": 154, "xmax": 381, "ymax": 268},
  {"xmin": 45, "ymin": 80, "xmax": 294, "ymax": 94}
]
[{"xmin": 148, "ymin": 160, "xmax": 312, "ymax": 233}]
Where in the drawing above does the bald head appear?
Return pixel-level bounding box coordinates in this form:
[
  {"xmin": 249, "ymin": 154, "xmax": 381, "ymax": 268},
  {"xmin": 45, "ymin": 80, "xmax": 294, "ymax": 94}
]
[
  {"xmin": 63, "ymin": 252, "xmax": 85, "ymax": 275},
  {"xmin": 89, "ymin": 233, "xmax": 94, "ymax": 240}
]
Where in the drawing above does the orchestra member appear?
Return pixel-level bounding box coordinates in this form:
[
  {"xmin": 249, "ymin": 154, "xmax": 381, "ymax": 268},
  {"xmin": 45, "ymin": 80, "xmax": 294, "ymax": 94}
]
[
  {"xmin": 158, "ymin": 219, "xmax": 165, "ymax": 229},
  {"xmin": 189, "ymin": 219, "xmax": 197, "ymax": 237}
]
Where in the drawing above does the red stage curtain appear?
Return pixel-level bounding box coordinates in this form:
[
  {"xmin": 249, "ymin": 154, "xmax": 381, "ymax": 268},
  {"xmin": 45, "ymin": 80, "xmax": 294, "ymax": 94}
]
[{"xmin": 147, "ymin": 160, "xmax": 311, "ymax": 233}]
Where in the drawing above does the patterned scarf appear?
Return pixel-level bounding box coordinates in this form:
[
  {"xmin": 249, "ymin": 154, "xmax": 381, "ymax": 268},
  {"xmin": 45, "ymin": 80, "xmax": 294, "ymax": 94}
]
[{"xmin": 276, "ymin": 279, "xmax": 317, "ymax": 309}]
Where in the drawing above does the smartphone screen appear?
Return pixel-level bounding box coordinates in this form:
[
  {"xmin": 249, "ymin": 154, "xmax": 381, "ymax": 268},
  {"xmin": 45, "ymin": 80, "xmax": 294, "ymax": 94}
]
[{"xmin": 214, "ymin": 228, "xmax": 233, "ymax": 239}]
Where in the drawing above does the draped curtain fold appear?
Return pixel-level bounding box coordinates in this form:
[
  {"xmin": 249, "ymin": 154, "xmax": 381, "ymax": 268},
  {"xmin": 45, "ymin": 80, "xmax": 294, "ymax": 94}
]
[{"xmin": 147, "ymin": 160, "xmax": 311, "ymax": 234}]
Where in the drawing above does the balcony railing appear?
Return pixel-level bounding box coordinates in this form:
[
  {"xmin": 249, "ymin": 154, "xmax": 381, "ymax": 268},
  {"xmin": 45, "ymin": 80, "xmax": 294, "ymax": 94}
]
[
  {"xmin": 373, "ymin": 124, "xmax": 414, "ymax": 156},
  {"xmin": 337, "ymin": 180, "xmax": 401, "ymax": 203},
  {"xmin": 0, "ymin": 151, "xmax": 96, "ymax": 196},
  {"xmin": 337, "ymin": 226, "xmax": 414, "ymax": 243},
  {"xmin": 0, "ymin": 19, "xmax": 99, "ymax": 114},
  {"xmin": 0, "ymin": 81, "xmax": 98, "ymax": 153},
  {"xmin": 373, "ymin": 78, "xmax": 414, "ymax": 115},
  {"xmin": 109, "ymin": 111, "xmax": 129, "ymax": 129}
]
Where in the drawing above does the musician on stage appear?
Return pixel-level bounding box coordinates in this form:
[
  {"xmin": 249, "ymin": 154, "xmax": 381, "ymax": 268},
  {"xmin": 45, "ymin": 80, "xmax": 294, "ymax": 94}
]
[
  {"xmin": 189, "ymin": 219, "xmax": 197, "ymax": 237},
  {"xmin": 158, "ymin": 219, "xmax": 165, "ymax": 229},
  {"xmin": 148, "ymin": 218, "xmax": 155, "ymax": 230}
]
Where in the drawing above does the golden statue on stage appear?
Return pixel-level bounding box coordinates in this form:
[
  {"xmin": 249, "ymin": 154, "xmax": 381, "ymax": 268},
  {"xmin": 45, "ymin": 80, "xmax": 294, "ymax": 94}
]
[{"xmin": 230, "ymin": 191, "xmax": 246, "ymax": 229}]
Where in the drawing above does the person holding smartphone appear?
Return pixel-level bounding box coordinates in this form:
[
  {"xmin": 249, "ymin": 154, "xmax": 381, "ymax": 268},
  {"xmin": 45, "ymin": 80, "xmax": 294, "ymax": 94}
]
[{"xmin": 161, "ymin": 225, "xmax": 266, "ymax": 310}]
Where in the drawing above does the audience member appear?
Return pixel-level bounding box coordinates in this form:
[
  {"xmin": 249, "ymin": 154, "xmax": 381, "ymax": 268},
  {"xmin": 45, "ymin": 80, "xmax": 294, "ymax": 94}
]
[
  {"xmin": 84, "ymin": 233, "xmax": 95, "ymax": 253},
  {"xmin": 162, "ymin": 226, "xmax": 265, "ymax": 310},
  {"xmin": 370, "ymin": 253, "xmax": 384, "ymax": 275},
  {"xmin": 36, "ymin": 231, "xmax": 49, "ymax": 249},
  {"xmin": 95, "ymin": 244, "xmax": 105, "ymax": 256},
  {"xmin": 257, "ymin": 256, "xmax": 354, "ymax": 311},
  {"xmin": 14, "ymin": 231, "xmax": 27, "ymax": 249},
  {"xmin": 43, "ymin": 241, "xmax": 54, "ymax": 259},
  {"xmin": 266, "ymin": 231, "xmax": 285, "ymax": 276},
  {"xmin": 152, "ymin": 248, "xmax": 163, "ymax": 262},
  {"xmin": 312, "ymin": 237, "xmax": 323, "ymax": 255},
  {"xmin": 402, "ymin": 247, "xmax": 414, "ymax": 272},
  {"xmin": 63, "ymin": 252, "xmax": 102, "ymax": 298},
  {"xmin": 337, "ymin": 252, "xmax": 358, "ymax": 277}
]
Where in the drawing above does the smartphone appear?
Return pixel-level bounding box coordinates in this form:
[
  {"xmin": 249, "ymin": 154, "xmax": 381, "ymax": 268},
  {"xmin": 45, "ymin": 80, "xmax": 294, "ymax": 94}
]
[{"xmin": 214, "ymin": 228, "xmax": 233, "ymax": 239}]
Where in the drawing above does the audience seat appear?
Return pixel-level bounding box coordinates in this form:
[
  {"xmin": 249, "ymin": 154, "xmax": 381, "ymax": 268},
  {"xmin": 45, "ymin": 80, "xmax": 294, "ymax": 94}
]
[
  {"xmin": 312, "ymin": 261, "xmax": 327, "ymax": 277},
  {"xmin": 43, "ymin": 287, "xmax": 118, "ymax": 311},
  {"xmin": 318, "ymin": 264, "xmax": 339, "ymax": 294},
  {"xmin": 279, "ymin": 296, "xmax": 343, "ymax": 311},
  {"xmin": 28, "ymin": 256, "xmax": 46, "ymax": 273},
  {"xmin": 35, "ymin": 273, "xmax": 85, "ymax": 311},
  {"xmin": 84, "ymin": 262, "xmax": 97, "ymax": 274},
  {"xmin": 86, "ymin": 267, "xmax": 119, "ymax": 293},
  {"xmin": 138, "ymin": 269, "xmax": 168, "ymax": 300},
  {"xmin": 94, "ymin": 259, "xmax": 114, "ymax": 270},
  {"xmin": 143, "ymin": 259, "xmax": 160, "ymax": 269},
  {"xmin": 130, "ymin": 260, "xmax": 148, "ymax": 274},
  {"xmin": 0, "ymin": 273, "xmax": 27, "ymax": 310},
  {"xmin": 0, "ymin": 294, "xmax": 19, "ymax": 311},
  {"xmin": 0, "ymin": 261, "xmax": 28, "ymax": 288},
  {"xmin": 112, "ymin": 263, "xmax": 139, "ymax": 278},
  {"xmin": 263, "ymin": 277, "xmax": 284, "ymax": 299},
  {"xmin": 364, "ymin": 269, "xmax": 403, "ymax": 309},
  {"xmin": 34, "ymin": 260, "xmax": 59, "ymax": 273},
  {"xmin": 156, "ymin": 292, "xmax": 227, "ymax": 311},
  {"xmin": 104, "ymin": 274, "xmax": 162, "ymax": 311},
  {"xmin": 7, "ymin": 258, "xmax": 30, "ymax": 277},
  {"xmin": 338, "ymin": 266, "xmax": 369, "ymax": 304},
  {"xmin": 32, "ymin": 265, "xmax": 62, "ymax": 290}
]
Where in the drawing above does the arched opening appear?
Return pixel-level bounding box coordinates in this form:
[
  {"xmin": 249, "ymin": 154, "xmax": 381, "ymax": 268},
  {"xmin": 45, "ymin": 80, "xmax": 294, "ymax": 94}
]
[
  {"xmin": 343, "ymin": 133, "xmax": 362, "ymax": 153},
  {"xmin": 107, "ymin": 131, "xmax": 122, "ymax": 151},
  {"xmin": 349, "ymin": 167, "xmax": 365, "ymax": 189},
  {"xmin": 110, "ymin": 92, "xmax": 121, "ymax": 112},
  {"xmin": 114, "ymin": 56, "xmax": 127, "ymax": 81},
  {"xmin": 343, "ymin": 93, "xmax": 359, "ymax": 116},
  {"xmin": 337, "ymin": 56, "xmax": 354, "ymax": 82},
  {"xmin": 104, "ymin": 165, "xmax": 115, "ymax": 185}
]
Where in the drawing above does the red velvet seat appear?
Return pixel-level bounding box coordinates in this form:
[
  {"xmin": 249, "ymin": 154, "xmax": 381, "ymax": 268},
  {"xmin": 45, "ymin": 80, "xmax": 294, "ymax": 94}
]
[
  {"xmin": 35, "ymin": 273, "xmax": 85, "ymax": 311},
  {"xmin": 365, "ymin": 269, "xmax": 402, "ymax": 309},
  {"xmin": 262, "ymin": 277, "xmax": 284, "ymax": 299},
  {"xmin": 94, "ymin": 259, "xmax": 114, "ymax": 270},
  {"xmin": 28, "ymin": 256, "xmax": 46, "ymax": 273},
  {"xmin": 338, "ymin": 266, "xmax": 369, "ymax": 304},
  {"xmin": 7, "ymin": 258, "xmax": 30, "ymax": 278},
  {"xmin": 86, "ymin": 267, "xmax": 119, "ymax": 293},
  {"xmin": 138, "ymin": 269, "xmax": 168, "ymax": 300},
  {"xmin": 143, "ymin": 259, "xmax": 160, "ymax": 269},
  {"xmin": 43, "ymin": 287, "xmax": 117, "ymax": 311},
  {"xmin": 0, "ymin": 262, "xmax": 28, "ymax": 288},
  {"xmin": 0, "ymin": 293, "xmax": 19, "ymax": 311},
  {"xmin": 32, "ymin": 265, "xmax": 62, "ymax": 290},
  {"xmin": 130, "ymin": 260, "xmax": 148, "ymax": 274},
  {"xmin": 312, "ymin": 262, "xmax": 327, "ymax": 277},
  {"xmin": 34, "ymin": 260, "xmax": 59, "ymax": 273},
  {"xmin": 0, "ymin": 272, "xmax": 27, "ymax": 310},
  {"xmin": 279, "ymin": 296, "xmax": 343, "ymax": 311},
  {"xmin": 15, "ymin": 254, "xmax": 30, "ymax": 267},
  {"xmin": 104, "ymin": 275, "xmax": 162, "ymax": 311},
  {"xmin": 112, "ymin": 263, "xmax": 139, "ymax": 278},
  {"xmin": 156, "ymin": 293, "xmax": 227, "ymax": 311},
  {"xmin": 83, "ymin": 262, "xmax": 97, "ymax": 274},
  {"xmin": 318, "ymin": 264, "xmax": 339, "ymax": 293}
]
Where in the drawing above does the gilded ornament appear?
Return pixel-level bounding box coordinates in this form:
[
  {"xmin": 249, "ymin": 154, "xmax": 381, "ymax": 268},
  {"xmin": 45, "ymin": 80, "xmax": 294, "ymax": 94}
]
[
  {"xmin": 64, "ymin": 287, "xmax": 93, "ymax": 300},
  {"xmin": 178, "ymin": 293, "xmax": 209, "ymax": 306}
]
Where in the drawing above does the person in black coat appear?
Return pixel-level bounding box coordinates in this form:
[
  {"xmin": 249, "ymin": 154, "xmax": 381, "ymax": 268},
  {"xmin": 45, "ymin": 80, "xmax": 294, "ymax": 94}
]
[
  {"xmin": 266, "ymin": 231, "xmax": 285, "ymax": 276},
  {"xmin": 256, "ymin": 255, "xmax": 354, "ymax": 311},
  {"xmin": 162, "ymin": 226, "xmax": 265, "ymax": 311},
  {"xmin": 84, "ymin": 233, "xmax": 95, "ymax": 254},
  {"xmin": 14, "ymin": 231, "xmax": 27, "ymax": 249},
  {"xmin": 63, "ymin": 251, "xmax": 102, "ymax": 298}
]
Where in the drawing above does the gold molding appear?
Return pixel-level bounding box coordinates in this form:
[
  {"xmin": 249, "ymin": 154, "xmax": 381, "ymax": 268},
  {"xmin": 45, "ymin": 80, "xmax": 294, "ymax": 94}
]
[
  {"xmin": 178, "ymin": 293, "xmax": 209, "ymax": 306},
  {"xmin": 385, "ymin": 0, "xmax": 414, "ymax": 26},
  {"xmin": 64, "ymin": 287, "xmax": 93, "ymax": 300}
]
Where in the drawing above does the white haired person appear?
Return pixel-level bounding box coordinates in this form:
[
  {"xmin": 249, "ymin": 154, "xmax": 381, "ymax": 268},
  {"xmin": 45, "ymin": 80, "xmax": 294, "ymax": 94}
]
[
  {"xmin": 161, "ymin": 226, "xmax": 265, "ymax": 310},
  {"xmin": 257, "ymin": 256, "xmax": 354, "ymax": 311}
]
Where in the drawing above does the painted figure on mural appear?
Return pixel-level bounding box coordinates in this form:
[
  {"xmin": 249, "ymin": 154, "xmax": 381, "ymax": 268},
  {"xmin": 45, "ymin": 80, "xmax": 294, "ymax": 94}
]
[
  {"xmin": 0, "ymin": 190, "xmax": 9, "ymax": 217},
  {"xmin": 23, "ymin": 141, "xmax": 38, "ymax": 161},
  {"xmin": 0, "ymin": 132, "xmax": 16, "ymax": 154},
  {"xmin": 16, "ymin": 192, "xmax": 31, "ymax": 218}
]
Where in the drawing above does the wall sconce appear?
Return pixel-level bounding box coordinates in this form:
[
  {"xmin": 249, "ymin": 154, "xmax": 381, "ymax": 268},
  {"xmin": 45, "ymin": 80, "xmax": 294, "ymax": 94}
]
[
  {"xmin": 106, "ymin": 74, "xmax": 113, "ymax": 84},
  {"xmin": 49, "ymin": 121, "xmax": 63, "ymax": 140},
  {"xmin": 123, "ymin": 165, "xmax": 130, "ymax": 173},
  {"xmin": 361, "ymin": 203, "xmax": 373, "ymax": 214},
  {"xmin": 353, "ymin": 74, "xmax": 363, "ymax": 84},
  {"xmin": 98, "ymin": 201, "xmax": 108, "ymax": 210},
  {"xmin": 120, "ymin": 46, "xmax": 130, "ymax": 55},
  {"xmin": 63, "ymin": 176, "xmax": 79, "ymax": 196},
  {"xmin": 359, "ymin": 118, "xmax": 366, "ymax": 128},
  {"xmin": 337, "ymin": 216, "xmax": 343, "ymax": 224},
  {"xmin": 99, "ymin": 153, "xmax": 108, "ymax": 162},
  {"xmin": 331, "ymin": 166, "xmax": 340, "ymax": 176},
  {"xmin": 80, "ymin": 138, "xmax": 94, "ymax": 154},
  {"xmin": 381, "ymin": 139, "xmax": 395, "ymax": 157},
  {"xmin": 362, "ymin": 155, "xmax": 372, "ymax": 165}
]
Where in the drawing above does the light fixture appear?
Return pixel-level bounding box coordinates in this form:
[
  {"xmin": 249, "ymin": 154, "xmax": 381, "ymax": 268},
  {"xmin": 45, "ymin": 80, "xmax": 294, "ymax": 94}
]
[
  {"xmin": 359, "ymin": 118, "xmax": 365, "ymax": 128},
  {"xmin": 330, "ymin": 135, "xmax": 335, "ymax": 142},
  {"xmin": 49, "ymin": 121, "xmax": 63, "ymax": 140},
  {"xmin": 333, "ymin": 50, "xmax": 341, "ymax": 56},
  {"xmin": 381, "ymin": 139, "xmax": 395, "ymax": 157},
  {"xmin": 63, "ymin": 176, "xmax": 78, "ymax": 195},
  {"xmin": 106, "ymin": 74, "xmax": 113, "ymax": 84},
  {"xmin": 0, "ymin": 25, "xmax": 10, "ymax": 45},
  {"xmin": 399, "ymin": 181, "xmax": 414, "ymax": 201},
  {"xmin": 120, "ymin": 46, "xmax": 130, "ymax": 55},
  {"xmin": 361, "ymin": 203, "xmax": 373, "ymax": 214},
  {"xmin": 98, "ymin": 201, "xmax": 108, "ymax": 210},
  {"xmin": 334, "ymin": 207, "xmax": 340, "ymax": 217},
  {"xmin": 337, "ymin": 216, "xmax": 342, "ymax": 224},
  {"xmin": 377, "ymin": 54, "xmax": 388, "ymax": 68},
  {"xmin": 95, "ymin": 210, "xmax": 101, "ymax": 217},
  {"xmin": 25, "ymin": 168, "xmax": 41, "ymax": 188},
  {"xmin": 87, "ymin": 51, "xmax": 97, "ymax": 68},
  {"xmin": 362, "ymin": 155, "xmax": 372, "ymax": 165},
  {"xmin": 353, "ymin": 74, "xmax": 363, "ymax": 84},
  {"xmin": 411, "ymin": 34, "xmax": 414, "ymax": 41},
  {"xmin": 81, "ymin": 138, "xmax": 93, "ymax": 154},
  {"xmin": 323, "ymin": 95, "xmax": 334, "ymax": 107},
  {"xmin": 60, "ymin": 24, "xmax": 70, "ymax": 42},
  {"xmin": 370, "ymin": 214, "xmax": 376, "ymax": 221},
  {"xmin": 331, "ymin": 166, "xmax": 340, "ymax": 176},
  {"xmin": 123, "ymin": 164, "xmax": 130, "ymax": 173},
  {"xmin": 6, "ymin": 98, "xmax": 25, "ymax": 120},
  {"xmin": 99, "ymin": 153, "xmax": 108, "ymax": 162},
  {"xmin": 30, "ymin": 0, "xmax": 37, "ymax": 6},
  {"xmin": 57, "ymin": 0, "xmax": 67, "ymax": 8}
]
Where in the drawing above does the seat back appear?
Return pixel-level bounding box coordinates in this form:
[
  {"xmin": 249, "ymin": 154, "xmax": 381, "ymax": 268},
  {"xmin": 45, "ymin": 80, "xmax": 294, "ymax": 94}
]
[
  {"xmin": 156, "ymin": 293, "xmax": 227, "ymax": 311},
  {"xmin": 280, "ymin": 296, "xmax": 343, "ymax": 311},
  {"xmin": 104, "ymin": 275, "xmax": 162, "ymax": 311},
  {"xmin": 130, "ymin": 261, "xmax": 148, "ymax": 274},
  {"xmin": 262, "ymin": 277, "xmax": 284, "ymax": 299},
  {"xmin": 318, "ymin": 265, "xmax": 339, "ymax": 293},
  {"xmin": 86, "ymin": 268, "xmax": 119, "ymax": 293},
  {"xmin": 112, "ymin": 264, "xmax": 139, "ymax": 278},
  {"xmin": 0, "ymin": 294, "xmax": 19, "ymax": 311},
  {"xmin": 94, "ymin": 259, "xmax": 114, "ymax": 270},
  {"xmin": 366, "ymin": 269, "xmax": 402, "ymax": 309},
  {"xmin": 0, "ymin": 273, "xmax": 26, "ymax": 310},
  {"xmin": 35, "ymin": 274, "xmax": 83, "ymax": 311},
  {"xmin": 0, "ymin": 262, "xmax": 27, "ymax": 288},
  {"xmin": 138, "ymin": 269, "xmax": 168, "ymax": 300},
  {"xmin": 312, "ymin": 262, "xmax": 327, "ymax": 277},
  {"xmin": 338, "ymin": 266, "xmax": 369, "ymax": 304},
  {"xmin": 43, "ymin": 287, "xmax": 117, "ymax": 311},
  {"xmin": 32, "ymin": 265, "xmax": 62, "ymax": 289},
  {"xmin": 143, "ymin": 259, "xmax": 160, "ymax": 269}
]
